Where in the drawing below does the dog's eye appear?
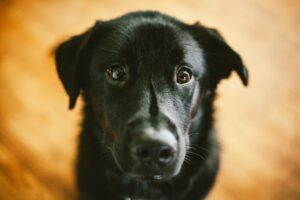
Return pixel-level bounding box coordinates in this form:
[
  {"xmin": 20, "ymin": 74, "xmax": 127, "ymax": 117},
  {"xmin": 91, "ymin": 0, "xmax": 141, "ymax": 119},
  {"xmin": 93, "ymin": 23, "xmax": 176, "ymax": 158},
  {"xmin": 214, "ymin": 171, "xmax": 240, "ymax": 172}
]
[
  {"xmin": 105, "ymin": 63, "xmax": 127, "ymax": 83},
  {"xmin": 176, "ymin": 68, "xmax": 192, "ymax": 84}
]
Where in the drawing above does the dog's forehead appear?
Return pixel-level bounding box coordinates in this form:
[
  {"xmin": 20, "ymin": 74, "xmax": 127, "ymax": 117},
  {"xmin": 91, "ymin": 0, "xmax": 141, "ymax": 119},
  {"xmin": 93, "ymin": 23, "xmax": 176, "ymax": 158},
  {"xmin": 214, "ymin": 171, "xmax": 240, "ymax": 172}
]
[
  {"xmin": 121, "ymin": 23, "xmax": 203, "ymax": 72},
  {"xmin": 111, "ymin": 22, "xmax": 185, "ymax": 63},
  {"xmin": 92, "ymin": 18, "xmax": 205, "ymax": 76}
]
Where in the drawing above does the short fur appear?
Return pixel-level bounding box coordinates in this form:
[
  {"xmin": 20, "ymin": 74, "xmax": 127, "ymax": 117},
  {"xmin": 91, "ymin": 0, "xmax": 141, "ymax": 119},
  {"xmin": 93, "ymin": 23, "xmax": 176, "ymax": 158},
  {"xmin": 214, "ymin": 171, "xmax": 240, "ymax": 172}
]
[{"xmin": 55, "ymin": 11, "xmax": 248, "ymax": 200}]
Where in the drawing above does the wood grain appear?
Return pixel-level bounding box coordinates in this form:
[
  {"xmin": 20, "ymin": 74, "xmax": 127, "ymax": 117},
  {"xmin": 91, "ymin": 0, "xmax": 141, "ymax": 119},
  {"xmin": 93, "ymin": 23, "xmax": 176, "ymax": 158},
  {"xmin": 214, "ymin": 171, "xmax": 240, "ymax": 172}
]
[{"xmin": 0, "ymin": 0, "xmax": 299, "ymax": 199}]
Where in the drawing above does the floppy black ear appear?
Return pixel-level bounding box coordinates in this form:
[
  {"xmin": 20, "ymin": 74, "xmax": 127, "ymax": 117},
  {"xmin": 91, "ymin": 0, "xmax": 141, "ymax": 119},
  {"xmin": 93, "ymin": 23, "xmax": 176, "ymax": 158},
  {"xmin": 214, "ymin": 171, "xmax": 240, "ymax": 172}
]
[
  {"xmin": 190, "ymin": 23, "xmax": 249, "ymax": 87},
  {"xmin": 55, "ymin": 29, "xmax": 93, "ymax": 109}
]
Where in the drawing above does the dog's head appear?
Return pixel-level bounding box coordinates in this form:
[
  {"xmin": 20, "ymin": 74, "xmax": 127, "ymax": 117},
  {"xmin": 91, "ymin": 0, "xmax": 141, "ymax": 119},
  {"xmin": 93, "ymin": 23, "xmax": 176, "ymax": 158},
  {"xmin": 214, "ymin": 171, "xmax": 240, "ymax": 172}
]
[{"xmin": 55, "ymin": 11, "xmax": 248, "ymax": 181}]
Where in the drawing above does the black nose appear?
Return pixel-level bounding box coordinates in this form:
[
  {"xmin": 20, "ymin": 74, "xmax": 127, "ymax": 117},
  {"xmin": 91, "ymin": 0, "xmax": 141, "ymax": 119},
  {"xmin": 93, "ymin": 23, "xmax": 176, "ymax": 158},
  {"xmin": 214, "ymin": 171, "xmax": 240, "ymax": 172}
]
[{"xmin": 131, "ymin": 143, "xmax": 175, "ymax": 167}]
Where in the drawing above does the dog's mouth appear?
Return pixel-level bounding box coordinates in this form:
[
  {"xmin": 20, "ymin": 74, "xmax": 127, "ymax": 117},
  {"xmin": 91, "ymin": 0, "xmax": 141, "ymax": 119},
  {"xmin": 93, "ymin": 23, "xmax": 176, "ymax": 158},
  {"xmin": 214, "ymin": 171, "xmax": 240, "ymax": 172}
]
[
  {"xmin": 112, "ymin": 153, "xmax": 179, "ymax": 181},
  {"xmin": 127, "ymin": 173, "xmax": 164, "ymax": 181},
  {"xmin": 127, "ymin": 161, "xmax": 182, "ymax": 181}
]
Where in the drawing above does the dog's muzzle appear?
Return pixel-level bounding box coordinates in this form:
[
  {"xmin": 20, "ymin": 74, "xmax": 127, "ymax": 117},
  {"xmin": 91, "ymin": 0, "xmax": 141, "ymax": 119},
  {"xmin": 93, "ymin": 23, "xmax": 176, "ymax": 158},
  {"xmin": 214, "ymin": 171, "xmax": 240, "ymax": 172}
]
[
  {"xmin": 126, "ymin": 125, "xmax": 178, "ymax": 180},
  {"xmin": 130, "ymin": 128, "xmax": 177, "ymax": 168}
]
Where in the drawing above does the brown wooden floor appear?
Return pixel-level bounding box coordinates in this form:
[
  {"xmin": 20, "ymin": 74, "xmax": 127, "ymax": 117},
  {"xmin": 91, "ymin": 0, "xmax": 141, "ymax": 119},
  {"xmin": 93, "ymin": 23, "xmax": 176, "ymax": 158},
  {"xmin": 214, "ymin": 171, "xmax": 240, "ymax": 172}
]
[{"xmin": 0, "ymin": 0, "xmax": 300, "ymax": 199}]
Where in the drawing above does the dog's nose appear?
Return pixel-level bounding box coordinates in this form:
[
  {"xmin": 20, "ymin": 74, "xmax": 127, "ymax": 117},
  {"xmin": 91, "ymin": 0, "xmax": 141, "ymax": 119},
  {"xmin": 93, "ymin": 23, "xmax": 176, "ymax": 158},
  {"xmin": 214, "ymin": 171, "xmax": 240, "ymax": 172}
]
[{"xmin": 131, "ymin": 142, "xmax": 175, "ymax": 167}]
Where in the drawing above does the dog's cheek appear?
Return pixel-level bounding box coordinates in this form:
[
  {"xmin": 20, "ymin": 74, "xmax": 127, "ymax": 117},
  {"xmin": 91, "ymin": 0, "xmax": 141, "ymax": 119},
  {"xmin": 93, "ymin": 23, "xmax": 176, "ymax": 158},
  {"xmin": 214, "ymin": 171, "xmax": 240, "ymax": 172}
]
[
  {"xmin": 100, "ymin": 114, "xmax": 118, "ymax": 141},
  {"xmin": 177, "ymin": 81, "xmax": 199, "ymax": 121},
  {"xmin": 88, "ymin": 85, "xmax": 119, "ymax": 145},
  {"xmin": 112, "ymin": 137, "xmax": 134, "ymax": 173},
  {"xmin": 190, "ymin": 82, "xmax": 201, "ymax": 118}
]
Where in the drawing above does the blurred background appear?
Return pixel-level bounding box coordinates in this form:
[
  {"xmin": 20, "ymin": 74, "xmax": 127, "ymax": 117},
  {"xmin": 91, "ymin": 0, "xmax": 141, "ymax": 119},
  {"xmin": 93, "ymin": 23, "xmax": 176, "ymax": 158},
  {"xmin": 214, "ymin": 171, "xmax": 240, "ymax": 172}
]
[{"xmin": 0, "ymin": 0, "xmax": 299, "ymax": 199}]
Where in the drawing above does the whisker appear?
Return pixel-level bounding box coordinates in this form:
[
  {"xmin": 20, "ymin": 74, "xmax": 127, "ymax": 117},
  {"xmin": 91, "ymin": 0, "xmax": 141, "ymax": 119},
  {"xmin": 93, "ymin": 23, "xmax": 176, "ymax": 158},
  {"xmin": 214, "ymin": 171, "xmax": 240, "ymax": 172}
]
[
  {"xmin": 184, "ymin": 155, "xmax": 193, "ymax": 166},
  {"xmin": 186, "ymin": 150, "xmax": 206, "ymax": 161},
  {"xmin": 187, "ymin": 144, "xmax": 209, "ymax": 152}
]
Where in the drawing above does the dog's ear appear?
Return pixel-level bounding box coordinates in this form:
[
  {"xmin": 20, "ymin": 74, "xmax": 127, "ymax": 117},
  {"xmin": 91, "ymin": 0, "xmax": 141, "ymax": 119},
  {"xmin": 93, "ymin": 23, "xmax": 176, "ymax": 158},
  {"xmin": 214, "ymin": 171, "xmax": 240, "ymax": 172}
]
[
  {"xmin": 55, "ymin": 28, "xmax": 95, "ymax": 109},
  {"xmin": 190, "ymin": 23, "xmax": 248, "ymax": 87}
]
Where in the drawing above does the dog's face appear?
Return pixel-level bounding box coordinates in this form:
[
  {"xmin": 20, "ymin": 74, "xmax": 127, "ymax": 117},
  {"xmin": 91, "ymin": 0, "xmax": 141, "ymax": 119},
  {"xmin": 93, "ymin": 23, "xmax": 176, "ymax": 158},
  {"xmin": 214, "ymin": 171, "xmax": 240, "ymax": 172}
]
[
  {"xmin": 55, "ymin": 12, "xmax": 248, "ymax": 181},
  {"xmin": 88, "ymin": 22, "xmax": 205, "ymax": 180}
]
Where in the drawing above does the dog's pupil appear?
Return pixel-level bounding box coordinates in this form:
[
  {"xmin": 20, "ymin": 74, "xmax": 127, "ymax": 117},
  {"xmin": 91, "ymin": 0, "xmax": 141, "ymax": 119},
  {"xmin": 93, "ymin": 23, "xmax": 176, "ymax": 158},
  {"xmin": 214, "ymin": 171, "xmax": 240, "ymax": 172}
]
[
  {"xmin": 111, "ymin": 66, "xmax": 125, "ymax": 80},
  {"xmin": 177, "ymin": 70, "xmax": 190, "ymax": 83}
]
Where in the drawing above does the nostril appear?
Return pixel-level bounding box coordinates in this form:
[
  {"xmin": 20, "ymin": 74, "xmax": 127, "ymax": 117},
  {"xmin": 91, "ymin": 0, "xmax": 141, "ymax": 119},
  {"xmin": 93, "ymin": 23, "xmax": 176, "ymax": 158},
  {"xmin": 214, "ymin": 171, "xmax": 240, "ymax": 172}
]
[
  {"xmin": 158, "ymin": 146, "xmax": 174, "ymax": 165},
  {"xmin": 159, "ymin": 148, "xmax": 171, "ymax": 159},
  {"xmin": 131, "ymin": 144, "xmax": 175, "ymax": 167}
]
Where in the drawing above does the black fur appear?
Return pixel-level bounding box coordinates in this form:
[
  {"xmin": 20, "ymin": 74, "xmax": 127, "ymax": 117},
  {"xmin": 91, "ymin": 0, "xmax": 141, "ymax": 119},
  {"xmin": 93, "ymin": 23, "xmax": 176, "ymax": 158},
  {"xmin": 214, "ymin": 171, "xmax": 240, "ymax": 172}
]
[{"xmin": 55, "ymin": 11, "xmax": 248, "ymax": 200}]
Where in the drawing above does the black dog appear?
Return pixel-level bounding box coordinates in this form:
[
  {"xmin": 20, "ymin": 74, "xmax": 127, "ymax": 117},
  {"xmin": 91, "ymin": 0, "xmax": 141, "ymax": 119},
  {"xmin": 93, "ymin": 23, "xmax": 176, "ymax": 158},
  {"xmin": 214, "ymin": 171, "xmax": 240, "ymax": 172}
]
[{"xmin": 55, "ymin": 11, "xmax": 248, "ymax": 200}]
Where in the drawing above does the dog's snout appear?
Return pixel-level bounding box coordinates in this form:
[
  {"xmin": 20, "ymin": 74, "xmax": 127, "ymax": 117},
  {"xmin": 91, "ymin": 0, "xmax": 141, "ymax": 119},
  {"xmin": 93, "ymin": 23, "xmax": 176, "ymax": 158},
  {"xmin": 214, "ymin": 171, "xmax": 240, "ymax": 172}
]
[
  {"xmin": 128, "ymin": 127, "xmax": 178, "ymax": 169},
  {"xmin": 131, "ymin": 143, "xmax": 175, "ymax": 167}
]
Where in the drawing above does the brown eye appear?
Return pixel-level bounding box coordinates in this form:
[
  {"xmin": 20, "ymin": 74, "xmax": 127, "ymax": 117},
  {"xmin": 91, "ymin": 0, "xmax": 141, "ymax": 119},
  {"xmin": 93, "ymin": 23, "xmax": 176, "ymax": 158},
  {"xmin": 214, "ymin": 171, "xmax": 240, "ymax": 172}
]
[
  {"xmin": 176, "ymin": 68, "xmax": 192, "ymax": 84},
  {"xmin": 106, "ymin": 63, "xmax": 127, "ymax": 83}
]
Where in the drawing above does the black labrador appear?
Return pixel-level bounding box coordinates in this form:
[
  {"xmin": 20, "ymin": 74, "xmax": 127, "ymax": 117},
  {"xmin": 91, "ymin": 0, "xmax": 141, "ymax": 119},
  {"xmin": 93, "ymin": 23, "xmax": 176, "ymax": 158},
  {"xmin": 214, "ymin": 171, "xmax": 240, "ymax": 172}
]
[{"xmin": 55, "ymin": 11, "xmax": 248, "ymax": 200}]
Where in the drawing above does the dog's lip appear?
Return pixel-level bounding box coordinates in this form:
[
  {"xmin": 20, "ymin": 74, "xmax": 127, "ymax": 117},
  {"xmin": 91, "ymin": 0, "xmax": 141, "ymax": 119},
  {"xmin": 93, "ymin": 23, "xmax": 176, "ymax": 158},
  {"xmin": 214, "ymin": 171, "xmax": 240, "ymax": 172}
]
[{"xmin": 128, "ymin": 173, "xmax": 164, "ymax": 181}]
